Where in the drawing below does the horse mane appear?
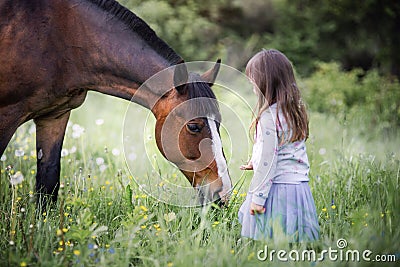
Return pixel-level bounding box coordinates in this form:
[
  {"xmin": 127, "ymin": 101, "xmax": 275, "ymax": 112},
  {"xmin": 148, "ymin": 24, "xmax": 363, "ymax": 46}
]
[
  {"xmin": 87, "ymin": 0, "xmax": 182, "ymax": 65},
  {"xmin": 186, "ymin": 73, "xmax": 221, "ymax": 125}
]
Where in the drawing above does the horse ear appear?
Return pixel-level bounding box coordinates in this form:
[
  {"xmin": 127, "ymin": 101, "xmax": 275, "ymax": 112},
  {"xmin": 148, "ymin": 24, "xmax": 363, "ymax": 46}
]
[
  {"xmin": 174, "ymin": 63, "xmax": 188, "ymax": 94},
  {"xmin": 201, "ymin": 59, "xmax": 221, "ymax": 87}
]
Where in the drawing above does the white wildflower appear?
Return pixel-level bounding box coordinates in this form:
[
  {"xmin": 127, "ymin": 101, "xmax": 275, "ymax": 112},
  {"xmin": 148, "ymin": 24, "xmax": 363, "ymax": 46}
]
[
  {"xmin": 69, "ymin": 146, "xmax": 77, "ymax": 154},
  {"xmin": 319, "ymin": 148, "xmax": 327, "ymax": 155},
  {"xmin": 15, "ymin": 149, "xmax": 24, "ymax": 157},
  {"xmin": 10, "ymin": 171, "xmax": 24, "ymax": 186},
  {"xmin": 61, "ymin": 149, "xmax": 69, "ymax": 157},
  {"xmin": 96, "ymin": 157, "xmax": 105, "ymax": 165},
  {"xmin": 99, "ymin": 164, "xmax": 107, "ymax": 173},
  {"xmin": 72, "ymin": 124, "xmax": 85, "ymax": 139},
  {"xmin": 112, "ymin": 149, "xmax": 120, "ymax": 156},
  {"xmin": 164, "ymin": 212, "xmax": 176, "ymax": 222},
  {"xmin": 28, "ymin": 124, "xmax": 36, "ymax": 134}
]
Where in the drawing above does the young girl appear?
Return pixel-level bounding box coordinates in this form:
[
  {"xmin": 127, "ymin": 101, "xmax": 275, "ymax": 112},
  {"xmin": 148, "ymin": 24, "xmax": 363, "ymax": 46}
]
[{"xmin": 238, "ymin": 49, "xmax": 319, "ymax": 242}]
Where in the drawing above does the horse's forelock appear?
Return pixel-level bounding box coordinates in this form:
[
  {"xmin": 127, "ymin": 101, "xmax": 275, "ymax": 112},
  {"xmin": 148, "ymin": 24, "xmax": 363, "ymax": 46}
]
[{"xmin": 186, "ymin": 74, "xmax": 221, "ymax": 125}]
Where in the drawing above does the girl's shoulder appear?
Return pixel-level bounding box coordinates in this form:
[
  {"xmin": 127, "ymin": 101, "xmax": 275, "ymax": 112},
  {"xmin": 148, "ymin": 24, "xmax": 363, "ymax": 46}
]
[
  {"xmin": 259, "ymin": 103, "xmax": 278, "ymax": 118},
  {"xmin": 260, "ymin": 103, "xmax": 283, "ymax": 126}
]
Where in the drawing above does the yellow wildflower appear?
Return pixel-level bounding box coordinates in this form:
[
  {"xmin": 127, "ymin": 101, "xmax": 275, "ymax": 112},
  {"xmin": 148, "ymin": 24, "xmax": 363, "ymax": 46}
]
[
  {"xmin": 248, "ymin": 252, "xmax": 255, "ymax": 261},
  {"xmin": 140, "ymin": 206, "xmax": 148, "ymax": 212}
]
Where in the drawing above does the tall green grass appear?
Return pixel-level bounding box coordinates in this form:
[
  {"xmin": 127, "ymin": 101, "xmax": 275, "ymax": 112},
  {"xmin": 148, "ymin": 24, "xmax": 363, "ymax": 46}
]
[{"xmin": 0, "ymin": 92, "xmax": 398, "ymax": 266}]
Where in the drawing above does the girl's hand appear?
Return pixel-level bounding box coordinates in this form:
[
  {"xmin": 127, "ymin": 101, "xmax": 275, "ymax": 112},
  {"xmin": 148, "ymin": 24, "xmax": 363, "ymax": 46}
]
[
  {"xmin": 250, "ymin": 202, "xmax": 265, "ymax": 215},
  {"xmin": 240, "ymin": 162, "xmax": 253, "ymax": 170}
]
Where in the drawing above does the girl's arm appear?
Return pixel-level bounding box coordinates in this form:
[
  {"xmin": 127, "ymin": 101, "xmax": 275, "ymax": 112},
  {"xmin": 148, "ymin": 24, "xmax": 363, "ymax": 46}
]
[{"xmin": 249, "ymin": 108, "xmax": 278, "ymax": 206}]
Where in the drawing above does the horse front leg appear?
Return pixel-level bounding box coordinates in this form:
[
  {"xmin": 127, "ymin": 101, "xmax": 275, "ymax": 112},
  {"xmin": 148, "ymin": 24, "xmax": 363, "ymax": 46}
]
[
  {"xmin": 34, "ymin": 111, "xmax": 70, "ymax": 206},
  {"xmin": 0, "ymin": 124, "xmax": 19, "ymax": 156},
  {"xmin": 0, "ymin": 108, "xmax": 26, "ymax": 155}
]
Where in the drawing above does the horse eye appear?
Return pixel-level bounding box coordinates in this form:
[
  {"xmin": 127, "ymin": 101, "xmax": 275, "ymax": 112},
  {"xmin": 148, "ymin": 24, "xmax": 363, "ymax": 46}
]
[{"xmin": 186, "ymin": 123, "xmax": 202, "ymax": 134}]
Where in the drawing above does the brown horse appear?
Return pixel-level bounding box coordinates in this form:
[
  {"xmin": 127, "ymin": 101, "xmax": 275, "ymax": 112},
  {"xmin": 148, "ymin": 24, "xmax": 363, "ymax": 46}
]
[{"xmin": 0, "ymin": 0, "xmax": 231, "ymax": 205}]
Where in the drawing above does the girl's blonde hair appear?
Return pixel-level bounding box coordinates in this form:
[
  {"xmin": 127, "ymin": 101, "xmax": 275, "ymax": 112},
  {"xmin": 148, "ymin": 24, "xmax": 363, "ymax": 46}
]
[{"xmin": 246, "ymin": 49, "xmax": 309, "ymax": 143}]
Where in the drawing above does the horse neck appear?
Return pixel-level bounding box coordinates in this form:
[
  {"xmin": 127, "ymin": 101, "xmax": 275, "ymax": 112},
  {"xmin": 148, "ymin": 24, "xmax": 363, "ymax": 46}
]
[{"xmin": 62, "ymin": 0, "xmax": 182, "ymax": 108}]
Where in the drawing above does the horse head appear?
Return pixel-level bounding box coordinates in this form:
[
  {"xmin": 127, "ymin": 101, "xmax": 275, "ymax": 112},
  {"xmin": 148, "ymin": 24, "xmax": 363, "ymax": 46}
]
[{"xmin": 152, "ymin": 60, "xmax": 232, "ymax": 206}]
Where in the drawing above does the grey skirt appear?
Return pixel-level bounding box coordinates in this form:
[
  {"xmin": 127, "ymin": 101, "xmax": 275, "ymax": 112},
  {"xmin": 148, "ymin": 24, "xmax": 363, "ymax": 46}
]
[{"xmin": 238, "ymin": 182, "xmax": 319, "ymax": 242}]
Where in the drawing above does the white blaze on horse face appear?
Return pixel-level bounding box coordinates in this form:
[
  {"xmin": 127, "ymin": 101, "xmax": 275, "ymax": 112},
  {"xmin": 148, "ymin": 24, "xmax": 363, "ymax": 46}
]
[{"xmin": 207, "ymin": 118, "xmax": 232, "ymax": 198}]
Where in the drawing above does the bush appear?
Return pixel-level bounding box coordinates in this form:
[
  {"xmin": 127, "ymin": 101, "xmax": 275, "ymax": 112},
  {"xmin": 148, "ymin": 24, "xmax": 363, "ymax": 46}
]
[{"xmin": 302, "ymin": 62, "xmax": 400, "ymax": 132}]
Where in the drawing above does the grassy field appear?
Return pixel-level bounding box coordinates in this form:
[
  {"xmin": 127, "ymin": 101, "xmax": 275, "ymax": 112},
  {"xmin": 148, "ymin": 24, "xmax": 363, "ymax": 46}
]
[{"xmin": 0, "ymin": 91, "xmax": 399, "ymax": 266}]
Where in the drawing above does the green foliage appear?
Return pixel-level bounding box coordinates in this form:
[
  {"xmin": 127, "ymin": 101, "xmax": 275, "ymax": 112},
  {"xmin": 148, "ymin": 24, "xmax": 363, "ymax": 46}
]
[
  {"xmin": 120, "ymin": 0, "xmax": 223, "ymax": 61},
  {"xmin": 121, "ymin": 0, "xmax": 399, "ymax": 76},
  {"xmin": 302, "ymin": 62, "xmax": 400, "ymax": 132}
]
